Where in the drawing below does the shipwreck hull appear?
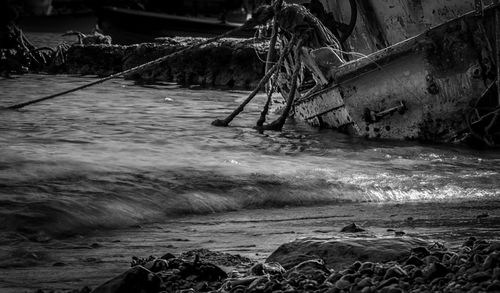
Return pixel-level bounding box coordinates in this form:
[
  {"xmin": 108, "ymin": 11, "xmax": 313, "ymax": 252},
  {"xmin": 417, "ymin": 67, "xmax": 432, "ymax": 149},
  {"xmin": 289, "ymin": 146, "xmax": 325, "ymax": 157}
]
[
  {"xmin": 294, "ymin": 3, "xmax": 499, "ymax": 144},
  {"xmin": 322, "ymin": 0, "xmax": 494, "ymax": 55}
]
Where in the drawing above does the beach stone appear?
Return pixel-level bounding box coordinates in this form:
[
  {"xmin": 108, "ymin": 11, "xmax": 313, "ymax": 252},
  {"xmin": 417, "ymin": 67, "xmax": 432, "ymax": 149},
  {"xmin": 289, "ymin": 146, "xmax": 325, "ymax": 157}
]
[
  {"xmin": 144, "ymin": 258, "xmax": 169, "ymax": 272},
  {"xmin": 377, "ymin": 277, "xmax": 399, "ymax": 289},
  {"xmin": 383, "ymin": 265, "xmax": 407, "ymax": 280},
  {"xmin": 493, "ymin": 267, "xmax": 500, "ymax": 279},
  {"xmin": 430, "ymin": 251, "xmax": 445, "ymax": 261},
  {"xmin": 326, "ymin": 272, "xmax": 343, "ymax": 283},
  {"xmin": 247, "ymin": 275, "xmax": 269, "ymax": 291},
  {"xmin": 487, "ymin": 280, "xmax": 500, "ymax": 291},
  {"xmin": 340, "ymin": 223, "xmax": 366, "ymax": 233},
  {"xmin": 411, "ymin": 268, "xmax": 423, "ymax": 279},
  {"xmin": 179, "ymin": 261, "xmax": 228, "ymax": 282},
  {"xmin": 411, "ymin": 246, "xmax": 431, "ymax": 258},
  {"xmin": 473, "ymin": 239, "xmax": 490, "ymax": 251},
  {"xmin": 339, "ymin": 268, "xmax": 356, "ymax": 275},
  {"xmin": 374, "ymin": 263, "xmax": 388, "ymax": 276},
  {"xmin": 350, "ymin": 260, "xmax": 362, "ymax": 270},
  {"xmin": 90, "ymin": 265, "xmax": 161, "ymax": 293},
  {"xmin": 381, "ymin": 286, "xmax": 403, "ymax": 293},
  {"xmin": 180, "ymin": 249, "xmax": 254, "ymax": 268},
  {"xmin": 266, "ymin": 237, "xmax": 428, "ymax": 270},
  {"xmin": 284, "ymin": 259, "xmax": 330, "ymax": 283},
  {"xmin": 463, "ymin": 237, "xmax": 477, "ymax": 248},
  {"xmin": 423, "ymin": 255, "xmax": 440, "ymax": 265},
  {"xmin": 469, "ymin": 271, "xmax": 491, "ymax": 283},
  {"xmin": 249, "ymin": 262, "xmax": 286, "ymax": 275},
  {"xmin": 357, "ymin": 277, "xmax": 373, "ymax": 288},
  {"xmin": 334, "ymin": 277, "xmax": 351, "ymax": 290},
  {"xmin": 488, "ymin": 242, "xmax": 500, "ymax": 252},
  {"xmin": 483, "ymin": 252, "xmax": 500, "ymax": 270},
  {"xmin": 359, "ymin": 262, "xmax": 375, "ymax": 273},
  {"xmin": 423, "ymin": 262, "xmax": 449, "ymax": 280},
  {"xmin": 405, "ymin": 256, "xmax": 424, "ymax": 267},
  {"xmin": 442, "ymin": 252, "xmax": 455, "ymax": 265},
  {"xmin": 160, "ymin": 253, "xmax": 176, "ymax": 260}
]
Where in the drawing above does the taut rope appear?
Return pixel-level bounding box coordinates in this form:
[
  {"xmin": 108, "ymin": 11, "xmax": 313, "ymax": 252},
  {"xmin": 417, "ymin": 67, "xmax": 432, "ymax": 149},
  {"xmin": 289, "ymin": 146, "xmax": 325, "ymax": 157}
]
[{"xmin": 3, "ymin": 26, "xmax": 247, "ymax": 110}]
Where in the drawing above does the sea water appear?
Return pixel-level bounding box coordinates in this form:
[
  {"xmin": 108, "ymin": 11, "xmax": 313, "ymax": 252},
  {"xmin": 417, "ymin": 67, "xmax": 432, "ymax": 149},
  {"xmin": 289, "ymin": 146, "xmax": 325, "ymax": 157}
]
[{"xmin": 1, "ymin": 74, "xmax": 500, "ymax": 291}]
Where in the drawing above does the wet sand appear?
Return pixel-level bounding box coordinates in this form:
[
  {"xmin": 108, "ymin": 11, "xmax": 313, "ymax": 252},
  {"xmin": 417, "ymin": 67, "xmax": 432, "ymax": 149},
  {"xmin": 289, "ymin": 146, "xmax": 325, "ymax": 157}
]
[{"xmin": 1, "ymin": 200, "xmax": 499, "ymax": 292}]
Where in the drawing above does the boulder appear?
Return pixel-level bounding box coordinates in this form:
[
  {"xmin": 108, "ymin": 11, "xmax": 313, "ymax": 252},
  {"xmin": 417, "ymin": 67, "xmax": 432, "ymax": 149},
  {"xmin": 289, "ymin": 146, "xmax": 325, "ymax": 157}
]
[
  {"xmin": 91, "ymin": 265, "xmax": 161, "ymax": 293},
  {"xmin": 266, "ymin": 237, "xmax": 428, "ymax": 270}
]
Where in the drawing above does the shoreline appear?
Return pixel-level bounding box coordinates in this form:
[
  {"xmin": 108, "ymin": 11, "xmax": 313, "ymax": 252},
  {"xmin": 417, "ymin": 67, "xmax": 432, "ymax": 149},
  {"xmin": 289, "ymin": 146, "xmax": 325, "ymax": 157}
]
[
  {"xmin": 30, "ymin": 235, "xmax": 500, "ymax": 293},
  {"xmin": 2, "ymin": 200, "xmax": 500, "ymax": 292}
]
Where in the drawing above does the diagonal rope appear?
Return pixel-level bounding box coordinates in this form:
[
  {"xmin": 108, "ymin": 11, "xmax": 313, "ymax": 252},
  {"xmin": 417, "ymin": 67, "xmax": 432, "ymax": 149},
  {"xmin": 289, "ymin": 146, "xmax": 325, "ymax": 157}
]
[
  {"xmin": 211, "ymin": 34, "xmax": 297, "ymax": 127},
  {"xmin": 2, "ymin": 26, "xmax": 248, "ymax": 110}
]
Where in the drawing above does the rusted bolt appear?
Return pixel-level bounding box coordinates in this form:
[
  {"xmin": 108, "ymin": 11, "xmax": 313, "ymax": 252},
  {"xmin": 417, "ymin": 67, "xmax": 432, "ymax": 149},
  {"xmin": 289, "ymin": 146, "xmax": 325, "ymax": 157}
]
[{"xmin": 472, "ymin": 67, "xmax": 482, "ymax": 78}]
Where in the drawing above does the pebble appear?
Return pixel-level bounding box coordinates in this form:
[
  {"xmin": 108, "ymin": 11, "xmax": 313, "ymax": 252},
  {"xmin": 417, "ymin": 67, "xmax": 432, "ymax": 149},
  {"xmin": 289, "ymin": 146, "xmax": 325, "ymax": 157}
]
[
  {"xmin": 334, "ymin": 278, "xmax": 351, "ymax": 290},
  {"xmin": 383, "ymin": 265, "xmax": 407, "ymax": 280},
  {"xmin": 34, "ymin": 238, "xmax": 500, "ymax": 293},
  {"xmin": 405, "ymin": 256, "xmax": 424, "ymax": 266}
]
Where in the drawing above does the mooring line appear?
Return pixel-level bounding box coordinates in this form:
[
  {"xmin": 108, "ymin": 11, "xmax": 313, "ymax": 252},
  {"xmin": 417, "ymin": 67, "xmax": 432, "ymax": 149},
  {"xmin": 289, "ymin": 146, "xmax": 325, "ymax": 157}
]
[{"xmin": 2, "ymin": 26, "xmax": 247, "ymax": 111}]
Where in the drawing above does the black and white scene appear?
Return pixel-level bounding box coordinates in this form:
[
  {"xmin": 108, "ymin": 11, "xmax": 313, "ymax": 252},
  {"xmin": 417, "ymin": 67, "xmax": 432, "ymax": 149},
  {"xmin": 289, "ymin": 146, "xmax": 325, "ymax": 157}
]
[{"xmin": 1, "ymin": 0, "xmax": 500, "ymax": 292}]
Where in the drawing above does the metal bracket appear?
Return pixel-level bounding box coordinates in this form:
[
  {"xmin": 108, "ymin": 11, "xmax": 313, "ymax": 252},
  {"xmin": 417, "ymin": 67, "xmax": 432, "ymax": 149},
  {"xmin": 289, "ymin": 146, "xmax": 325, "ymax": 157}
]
[{"xmin": 364, "ymin": 101, "xmax": 407, "ymax": 123}]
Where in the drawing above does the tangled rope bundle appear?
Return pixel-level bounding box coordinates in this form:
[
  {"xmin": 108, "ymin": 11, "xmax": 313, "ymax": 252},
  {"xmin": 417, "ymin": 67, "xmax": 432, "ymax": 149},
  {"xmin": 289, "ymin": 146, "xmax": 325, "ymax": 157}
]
[
  {"xmin": 212, "ymin": 0, "xmax": 345, "ymax": 131},
  {"xmin": 0, "ymin": 24, "xmax": 71, "ymax": 76},
  {"xmin": 3, "ymin": 0, "xmax": 348, "ymax": 116}
]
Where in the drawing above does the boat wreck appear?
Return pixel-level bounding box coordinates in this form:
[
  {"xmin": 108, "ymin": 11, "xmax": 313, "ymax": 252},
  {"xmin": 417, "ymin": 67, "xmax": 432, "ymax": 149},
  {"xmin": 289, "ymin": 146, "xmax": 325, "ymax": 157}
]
[
  {"xmin": 3, "ymin": 0, "xmax": 499, "ymax": 146},
  {"xmin": 293, "ymin": 2, "xmax": 500, "ymax": 145},
  {"xmin": 286, "ymin": 1, "xmax": 499, "ymax": 147},
  {"xmin": 213, "ymin": 0, "xmax": 500, "ymax": 146}
]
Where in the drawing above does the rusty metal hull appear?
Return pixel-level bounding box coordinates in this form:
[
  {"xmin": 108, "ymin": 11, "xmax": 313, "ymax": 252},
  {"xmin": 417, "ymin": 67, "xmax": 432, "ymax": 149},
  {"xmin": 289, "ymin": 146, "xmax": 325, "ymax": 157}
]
[
  {"xmin": 293, "ymin": 4, "xmax": 499, "ymax": 144},
  {"xmin": 323, "ymin": 0, "xmax": 492, "ymax": 55}
]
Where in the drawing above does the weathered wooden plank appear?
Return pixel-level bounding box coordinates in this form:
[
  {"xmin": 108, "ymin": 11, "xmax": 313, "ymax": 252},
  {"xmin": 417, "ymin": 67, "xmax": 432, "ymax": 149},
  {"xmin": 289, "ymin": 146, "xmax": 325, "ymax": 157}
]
[{"xmin": 294, "ymin": 87, "xmax": 345, "ymax": 121}]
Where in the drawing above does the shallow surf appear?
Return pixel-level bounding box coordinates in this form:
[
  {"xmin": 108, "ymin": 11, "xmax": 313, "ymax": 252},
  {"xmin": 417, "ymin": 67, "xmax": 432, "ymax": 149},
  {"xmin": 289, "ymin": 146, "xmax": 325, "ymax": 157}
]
[{"xmin": 0, "ymin": 74, "xmax": 499, "ymax": 291}]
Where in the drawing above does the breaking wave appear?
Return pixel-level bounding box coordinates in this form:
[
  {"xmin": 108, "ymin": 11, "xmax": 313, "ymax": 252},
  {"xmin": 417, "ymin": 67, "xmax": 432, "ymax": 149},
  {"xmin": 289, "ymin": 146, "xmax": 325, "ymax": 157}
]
[
  {"xmin": 1, "ymin": 75, "xmax": 499, "ymax": 239},
  {"xmin": 0, "ymin": 156, "xmax": 364, "ymax": 237}
]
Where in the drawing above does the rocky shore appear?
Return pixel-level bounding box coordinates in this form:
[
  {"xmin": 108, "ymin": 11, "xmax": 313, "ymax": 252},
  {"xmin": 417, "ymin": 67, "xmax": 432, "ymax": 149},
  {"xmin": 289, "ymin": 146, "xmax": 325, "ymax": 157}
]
[
  {"xmin": 65, "ymin": 37, "xmax": 268, "ymax": 89},
  {"xmin": 34, "ymin": 235, "xmax": 500, "ymax": 293},
  {"xmin": 1, "ymin": 30, "xmax": 268, "ymax": 89}
]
